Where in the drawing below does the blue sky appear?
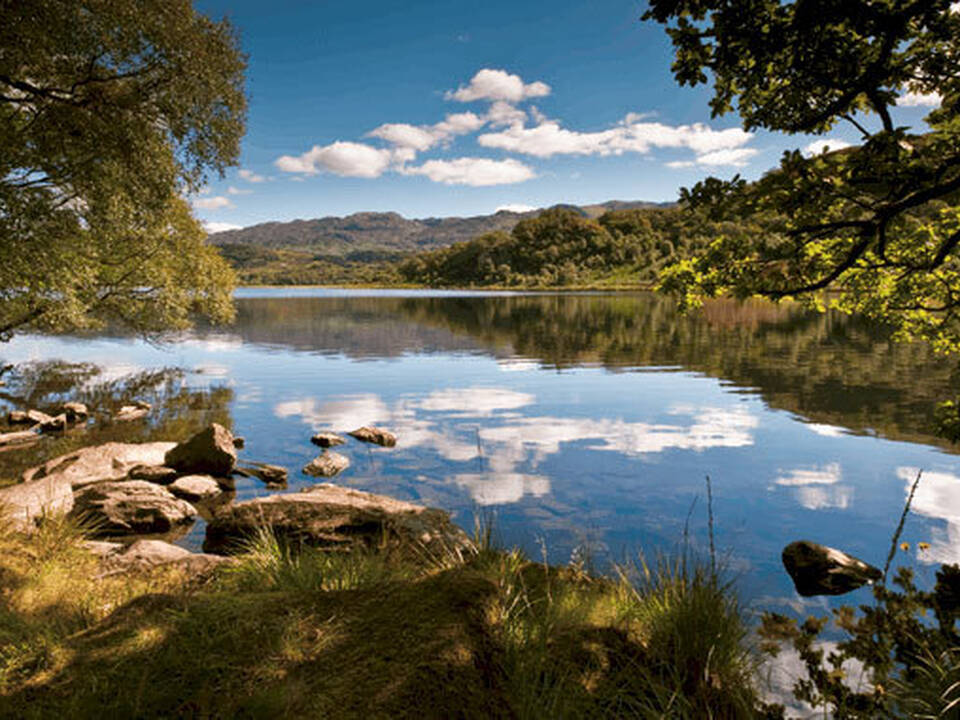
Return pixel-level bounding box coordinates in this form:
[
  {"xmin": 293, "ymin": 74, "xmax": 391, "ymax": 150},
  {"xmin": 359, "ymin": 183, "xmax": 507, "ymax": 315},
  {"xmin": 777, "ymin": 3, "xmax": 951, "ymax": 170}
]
[{"xmin": 192, "ymin": 0, "xmax": 942, "ymax": 232}]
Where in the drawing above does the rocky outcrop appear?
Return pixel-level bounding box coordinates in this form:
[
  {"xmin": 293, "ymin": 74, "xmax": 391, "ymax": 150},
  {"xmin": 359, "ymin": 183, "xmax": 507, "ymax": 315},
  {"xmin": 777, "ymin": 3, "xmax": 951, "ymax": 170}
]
[
  {"xmin": 311, "ymin": 432, "xmax": 345, "ymax": 448},
  {"xmin": 782, "ymin": 540, "xmax": 882, "ymax": 596},
  {"xmin": 21, "ymin": 442, "xmax": 177, "ymax": 488},
  {"xmin": 348, "ymin": 426, "xmax": 397, "ymax": 447},
  {"xmin": 204, "ymin": 483, "xmax": 473, "ymax": 557},
  {"xmin": 168, "ymin": 475, "xmax": 223, "ymax": 502},
  {"xmin": 0, "ymin": 475, "xmax": 74, "ymax": 530},
  {"xmin": 165, "ymin": 424, "xmax": 237, "ymax": 476},
  {"xmin": 303, "ymin": 451, "xmax": 350, "ymax": 478},
  {"xmin": 70, "ymin": 481, "xmax": 197, "ymax": 535}
]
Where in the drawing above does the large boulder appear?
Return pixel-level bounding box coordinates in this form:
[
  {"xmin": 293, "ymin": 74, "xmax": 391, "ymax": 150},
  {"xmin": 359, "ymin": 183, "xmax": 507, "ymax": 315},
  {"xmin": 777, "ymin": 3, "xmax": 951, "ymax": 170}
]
[
  {"xmin": 165, "ymin": 424, "xmax": 237, "ymax": 476},
  {"xmin": 22, "ymin": 442, "xmax": 177, "ymax": 488},
  {"xmin": 782, "ymin": 540, "xmax": 882, "ymax": 596},
  {"xmin": 303, "ymin": 451, "xmax": 350, "ymax": 478},
  {"xmin": 204, "ymin": 483, "xmax": 473, "ymax": 558},
  {"xmin": 70, "ymin": 480, "xmax": 197, "ymax": 535},
  {"xmin": 0, "ymin": 475, "xmax": 74, "ymax": 531}
]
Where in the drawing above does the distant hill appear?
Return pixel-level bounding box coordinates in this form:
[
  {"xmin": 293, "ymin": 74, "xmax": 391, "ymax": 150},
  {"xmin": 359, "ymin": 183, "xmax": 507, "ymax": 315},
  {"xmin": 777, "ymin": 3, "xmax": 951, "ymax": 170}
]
[{"xmin": 208, "ymin": 200, "xmax": 671, "ymax": 257}]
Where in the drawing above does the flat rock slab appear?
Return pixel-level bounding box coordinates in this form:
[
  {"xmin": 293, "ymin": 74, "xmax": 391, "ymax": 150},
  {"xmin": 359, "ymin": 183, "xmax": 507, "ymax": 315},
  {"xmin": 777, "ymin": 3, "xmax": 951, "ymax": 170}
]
[
  {"xmin": 303, "ymin": 452, "xmax": 350, "ymax": 478},
  {"xmin": 168, "ymin": 475, "xmax": 222, "ymax": 502},
  {"xmin": 100, "ymin": 539, "xmax": 231, "ymax": 575},
  {"xmin": 127, "ymin": 464, "xmax": 179, "ymax": 484},
  {"xmin": 0, "ymin": 475, "xmax": 74, "ymax": 531},
  {"xmin": 165, "ymin": 423, "xmax": 237, "ymax": 476},
  {"xmin": 782, "ymin": 540, "xmax": 882, "ymax": 596},
  {"xmin": 22, "ymin": 441, "xmax": 177, "ymax": 488},
  {"xmin": 311, "ymin": 432, "xmax": 345, "ymax": 448},
  {"xmin": 348, "ymin": 426, "xmax": 397, "ymax": 447},
  {"xmin": 203, "ymin": 483, "xmax": 473, "ymax": 558},
  {"xmin": 70, "ymin": 480, "xmax": 197, "ymax": 536},
  {"xmin": 238, "ymin": 463, "xmax": 288, "ymax": 485}
]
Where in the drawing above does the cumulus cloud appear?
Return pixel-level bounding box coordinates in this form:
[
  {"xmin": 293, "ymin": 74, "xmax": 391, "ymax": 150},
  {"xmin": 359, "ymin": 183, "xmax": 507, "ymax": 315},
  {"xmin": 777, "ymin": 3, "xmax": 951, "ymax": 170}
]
[
  {"xmin": 803, "ymin": 139, "xmax": 853, "ymax": 156},
  {"xmin": 477, "ymin": 117, "xmax": 755, "ymax": 166},
  {"xmin": 238, "ymin": 169, "xmax": 266, "ymax": 183},
  {"xmin": 275, "ymin": 141, "xmax": 397, "ymax": 178},
  {"xmin": 496, "ymin": 204, "xmax": 537, "ymax": 213},
  {"xmin": 367, "ymin": 112, "xmax": 486, "ymax": 154},
  {"xmin": 898, "ymin": 90, "xmax": 942, "ymax": 107},
  {"xmin": 192, "ymin": 195, "xmax": 234, "ymax": 210},
  {"xmin": 896, "ymin": 467, "xmax": 960, "ymax": 564},
  {"xmin": 416, "ymin": 387, "xmax": 535, "ymax": 415},
  {"xmin": 774, "ymin": 464, "xmax": 842, "ymax": 487},
  {"xmin": 453, "ymin": 472, "xmax": 550, "ymax": 506},
  {"xmin": 202, "ymin": 221, "xmax": 243, "ymax": 234},
  {"xmin": 806, "ymin": 423, "xmax": 846, "ymax": 437},
  {"xmin": 404, "ymin": 157, "xmax": 536, "ymax": 186},
  {"xmin": 447, "ymin": 68, "xmax": 551, "ymax": 103},
  {"xmin": 666, "ymin": 160, "xmax": 696, "ymax": 169}
]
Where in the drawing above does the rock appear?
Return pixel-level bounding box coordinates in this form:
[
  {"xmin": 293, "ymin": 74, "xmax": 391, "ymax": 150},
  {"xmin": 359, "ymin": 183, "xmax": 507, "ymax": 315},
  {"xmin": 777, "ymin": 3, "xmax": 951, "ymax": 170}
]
[
  {"xmin": 81, "ymin": 540, "xmax": 124, "ymax": 557},
  {"xmin": 0, "ymin": 427, "xmax": 40, "ymax": 447},
  {"xmin": 22, "ymin": 442, "xmax": 177, "ymax": 488},
  {"xmin": 70, "ymin": 480, "xmax": 197, "ymax": 535},
  {"xmin": 168, "ymin": 475, "xmax": 222, "ymax": 501},
  {"xmin": 347, "ymin": 426, "xmax": 397, "ymax": 447},
  {"xmin": 232, "ymin": 436, "xmax": 245, "ymax": 449},
  {"xmin": 165, "ymin": 424, "xmax": 237, "ymax": 477},
  {"xmin": 782, "ymin": 540, "xmax": 882, "ymax": 596},
  {"xmin": 14, "ymin": 409, "xmax": 54, "ymax": 426},
  {"xmin": 237, "ymin": 462, "xmax": 287, "ymax": 485},
  {"xmin": 114, "ymin": 404, "xmax": 149, "ymax": 422},
  {"xmin": 311, "ymin": 432, "xmax": 345, "ymax": 448},
  {"xmin": 7, "ymin": 410, "xmax": 32, "ymax": 425},
  {"xmin": 303, "ymin": 451, "xmax": 350, "ymax": 478},
  {"xmin": 62, "ymin": 402, "xmax": 89, "ymax": 422},
  {"xmin": 98, "ymin": 539, "xmax": 232, "ymax": 576},
  {"xmin": 204, "ymin": 483, "xmax": 473, "ymax": 557},
  {"xmin": 0, "ymin": 475, "xmax": 74, "ymax": 531},
  {"xmin": 127, "ymin": 464, "xmax": 179, "ymax": 484},
  {"xmin": 39, "ymin": 413, "xmax": 68, "ymax": 433}
]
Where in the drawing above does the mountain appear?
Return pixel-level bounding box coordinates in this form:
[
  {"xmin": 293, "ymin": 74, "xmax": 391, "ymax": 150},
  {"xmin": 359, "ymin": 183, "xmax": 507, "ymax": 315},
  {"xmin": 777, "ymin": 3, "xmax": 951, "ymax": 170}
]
[{"xmin": 208, "ymin": 200, "xmax": 671, "ymax": 257}]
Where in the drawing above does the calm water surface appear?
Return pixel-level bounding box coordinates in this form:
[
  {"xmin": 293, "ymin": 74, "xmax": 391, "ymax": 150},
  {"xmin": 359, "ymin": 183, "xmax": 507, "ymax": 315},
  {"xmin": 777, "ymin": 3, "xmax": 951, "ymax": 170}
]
[{"xmin": 4, "ymin": 288, "xmax": 959, "ymax": 614}]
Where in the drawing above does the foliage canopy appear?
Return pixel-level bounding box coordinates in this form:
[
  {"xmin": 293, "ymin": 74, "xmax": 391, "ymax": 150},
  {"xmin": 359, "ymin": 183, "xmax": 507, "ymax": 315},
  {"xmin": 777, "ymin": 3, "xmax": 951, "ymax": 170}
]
[
  {"xmin": 0, "ymin": 0, "xmax": 247, "ymax": 339},
  {"xmin": 645, "ymin": 0, "xmax": 960, "ymax": 351}
]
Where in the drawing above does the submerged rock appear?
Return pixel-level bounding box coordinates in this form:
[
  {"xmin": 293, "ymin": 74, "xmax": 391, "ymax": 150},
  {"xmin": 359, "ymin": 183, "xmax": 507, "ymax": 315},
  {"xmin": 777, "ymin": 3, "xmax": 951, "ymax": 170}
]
[
  {"xmin": 165, "ymin": 423, "xmax": 237, "ymax": 477},
  {"xmin": 303, "ymin": 451, "xmax": 350, "ymax": 478},
  {"xmin": 311, "ymin": 432, "xmax": 345, "ymax": 448},
  {"xmin": 203, "ymin": 483, "xmax": 473, "ymax": 557},
  {"xmin": 347, "ymin": 426, "xmax": 397, "ymax": 447},
  {"xmin": 782, "ymin": 540, "xmax": 882, "ymax": 596},
  {"xmin": 70, "ymin": 480, "xmax": 197, "ymax": 535},
  {"xmin": 238, "ymin": 462, "xmax": 288, "ymax": 485}
]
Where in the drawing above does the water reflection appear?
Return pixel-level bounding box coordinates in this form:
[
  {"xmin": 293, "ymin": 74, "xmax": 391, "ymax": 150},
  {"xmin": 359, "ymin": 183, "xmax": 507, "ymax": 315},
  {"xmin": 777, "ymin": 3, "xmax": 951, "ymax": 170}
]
[{"xmin": 2, "ymin": 290, "xmax": 959, "ymax": 611}]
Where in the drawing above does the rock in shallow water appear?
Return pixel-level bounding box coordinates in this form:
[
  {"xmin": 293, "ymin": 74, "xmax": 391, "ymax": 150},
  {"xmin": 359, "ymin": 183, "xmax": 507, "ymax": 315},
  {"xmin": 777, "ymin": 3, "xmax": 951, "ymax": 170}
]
[
  {"xmin": 310, "ymin": 432, "xmax": 345, "ymax": 448},
  {"xmin": 70, "ymin": 480, "xmax": 197, "ymax": 536},
  {"xmin": 782, "ymin": 540, "xmax": 882, "ymax": 596},
  {"xmin": 303, "ymin": 451, "xmax": 350, "ymax": 478},
  {"xmin": 203, "ymin": 483, "xmax": 473, "ymax": 557},
  {"xmin": 347, "ymin": 426, "xmax": 397, "ymax": 447},
  {"xmin": 165, "ymin": 423, "xmax": 237, "ymax": 476},
  {"xmin": 168, "ymin": 474, "xmax": 223, "ymax": 502}
]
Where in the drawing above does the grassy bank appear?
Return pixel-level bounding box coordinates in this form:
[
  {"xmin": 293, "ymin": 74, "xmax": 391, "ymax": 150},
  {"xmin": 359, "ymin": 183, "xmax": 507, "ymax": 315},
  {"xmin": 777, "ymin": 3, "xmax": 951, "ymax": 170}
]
[{"xmin": 0, "ymin": 516, "xmax": 764, "ymax": 718}]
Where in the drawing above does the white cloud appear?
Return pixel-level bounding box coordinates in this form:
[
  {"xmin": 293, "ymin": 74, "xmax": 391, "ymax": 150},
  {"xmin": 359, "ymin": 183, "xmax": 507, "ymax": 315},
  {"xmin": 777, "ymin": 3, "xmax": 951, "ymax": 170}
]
[
  {"xmin": 417, "ymin": 387, "xmax": 535, "ymax": 415},
  {"xmin": 896, "ymin": 467, "xmax": 960, "ymax": 564},
  {"xmin": 694, "ymin": 147, "xmax": 758, "ymax": 167},
  {"xmin": 192, "ymin": 196, "xmax": 234, "ymax": 210},
  {"xmin": 806, "ymin": 423, "xmax": 846, "ymax": 437},
  {"xmin": 478, "ymin": 117, "xmax": 754, "ymax": 165},
  {"xmin": 275, "ymin": 141, "xmax": 396, "ymax": 178},
  {"xmin": 405, "ymin": 157, "xmax": 536, "ymax": 186},
  {"xmin": 203, "ymin": 221, "xmax": 243, "ymax": 234},
  {"xmin": 447, "ymin": 68, "xmax": 551, "ymax": 103},
  {"xmin": 238, "ymin": 169, "xmax": 266, "ymax": 183},
  {"xmin": 496, "ymin": 204, "xmax": 537, "ymax": 213},
  {"xmin": 666, "ymin": 160, "xmax": 696, "ymax": 169},
  {"xmin": 227, "ymin": 186, "xmax": 252, "ymax": 195},
  {"xmin": 898, "ymin": 90, "xmax": 942, "ymax": 107},
  {"xmin": 803, "ymin": 139, "xmax": 853, "ymax": 156},
  {"xmin": 774, "ymin": 463, "xmax": 842, "ymax": 486},
  {"xmin": 486, "ymin": 101, "xmax": 528, "ymax": 128},
  {"xmin": 367, "ymin": 112, "xmax": 486, "ymax": 154},
  {"xmin": 453, "ymin": 472, "xmax": 550, "ymax": 506}
]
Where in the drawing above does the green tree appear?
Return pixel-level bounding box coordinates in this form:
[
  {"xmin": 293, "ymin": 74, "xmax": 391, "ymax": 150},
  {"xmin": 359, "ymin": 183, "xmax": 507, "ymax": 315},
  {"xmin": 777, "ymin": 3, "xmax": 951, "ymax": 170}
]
[
  {"xmin": 646, "ymin": 0, "xmax": 960, "ymax": 352},
  {"xmin": 0, "ymin": 0, "xmax": 246, "ymax": 339}
]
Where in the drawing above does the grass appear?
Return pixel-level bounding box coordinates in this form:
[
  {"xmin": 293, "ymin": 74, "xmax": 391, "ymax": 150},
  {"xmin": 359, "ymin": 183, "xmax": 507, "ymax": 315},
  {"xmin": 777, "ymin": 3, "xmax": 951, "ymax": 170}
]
[{"xmin": 0, "ymin": 510, "xmax": 765, "ymax": 718}]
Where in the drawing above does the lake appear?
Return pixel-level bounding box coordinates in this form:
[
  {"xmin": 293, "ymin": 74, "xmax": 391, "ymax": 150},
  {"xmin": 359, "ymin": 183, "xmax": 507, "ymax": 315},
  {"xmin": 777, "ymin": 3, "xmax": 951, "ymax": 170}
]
[{"xmin": 3, "ymin": 288, "xmax": 959, "ymax": 614}]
